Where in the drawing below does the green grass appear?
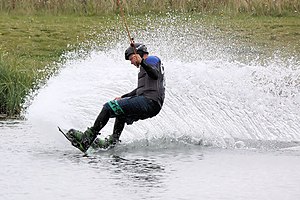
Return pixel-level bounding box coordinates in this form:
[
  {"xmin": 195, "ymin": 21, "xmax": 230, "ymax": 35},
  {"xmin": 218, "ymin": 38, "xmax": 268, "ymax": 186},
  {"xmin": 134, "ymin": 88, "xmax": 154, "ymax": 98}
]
[
  {"xmin": 0, "ymin": 54, "xmax": 34, "ymax": 116},
  {"xmin": 0, "ymin": 14, "xmax": 119, "ymax": 70},
  {"xmin": 201, "ymin": 14, "xmax": 300, "ymax": 54}
]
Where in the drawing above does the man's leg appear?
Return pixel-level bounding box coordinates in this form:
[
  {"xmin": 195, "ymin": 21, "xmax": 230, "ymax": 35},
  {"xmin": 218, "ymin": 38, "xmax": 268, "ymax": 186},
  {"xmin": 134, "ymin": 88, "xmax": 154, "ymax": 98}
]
[
  {"xmin": 91, "ymin": 96, "xmax": 159, "ymax": 149},
  {"xmin": 91, "ymin": 116, "xmax": 125, "ymax": 149},
  {"xmin": 111, "ymin": 117, "xmax": 126, "ymax": 142},
  {"xmin": 92, "ymin": 104, "xmax": 113, "ymax": 133}
]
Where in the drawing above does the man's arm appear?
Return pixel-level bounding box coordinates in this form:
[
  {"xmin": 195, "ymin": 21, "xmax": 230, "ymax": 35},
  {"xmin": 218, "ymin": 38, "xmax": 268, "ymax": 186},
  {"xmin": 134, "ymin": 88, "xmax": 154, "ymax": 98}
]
[{"xmin": 140, "ymin": 58, "xmax": 160, "ymax": 80}]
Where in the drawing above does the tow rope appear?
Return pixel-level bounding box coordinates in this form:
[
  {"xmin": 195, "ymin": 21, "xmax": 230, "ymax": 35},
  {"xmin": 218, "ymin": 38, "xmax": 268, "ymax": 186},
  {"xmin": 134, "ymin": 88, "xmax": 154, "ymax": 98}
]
[{"xmin": 116, "ymin": 0, "xmax": 137, "ymax": 54}]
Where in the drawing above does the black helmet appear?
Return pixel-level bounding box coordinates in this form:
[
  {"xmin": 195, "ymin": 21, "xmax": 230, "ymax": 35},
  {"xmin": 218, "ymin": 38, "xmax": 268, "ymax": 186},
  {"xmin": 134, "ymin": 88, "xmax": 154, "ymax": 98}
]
[{"xmin": 125, "ymin": 43, "xmax": 148, "ymax": 60}]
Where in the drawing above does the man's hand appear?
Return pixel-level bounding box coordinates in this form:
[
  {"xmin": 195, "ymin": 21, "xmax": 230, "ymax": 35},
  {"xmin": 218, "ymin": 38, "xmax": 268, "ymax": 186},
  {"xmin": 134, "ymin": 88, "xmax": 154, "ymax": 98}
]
[
  {"xmin": 135, "ymin": 54, "xmax": 142, "ymax": 65},
  {"xmin": 130, "ymin": 54, "xmax": 142, "ymax": 66},
  {"xmin": 114, "ymin": 97, "xmax": 121, "ymax": 100}
]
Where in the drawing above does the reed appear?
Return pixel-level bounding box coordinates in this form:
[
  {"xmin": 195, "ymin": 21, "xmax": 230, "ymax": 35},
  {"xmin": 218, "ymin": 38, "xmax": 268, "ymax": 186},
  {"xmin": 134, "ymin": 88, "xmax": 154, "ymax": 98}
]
[
  {"xmin": 0, "ymin": 0, "xmax": 299, "ymax": 16},
  {"xmin": 0, "ymin": 54, "xmax": 35, "ymax": 117}
]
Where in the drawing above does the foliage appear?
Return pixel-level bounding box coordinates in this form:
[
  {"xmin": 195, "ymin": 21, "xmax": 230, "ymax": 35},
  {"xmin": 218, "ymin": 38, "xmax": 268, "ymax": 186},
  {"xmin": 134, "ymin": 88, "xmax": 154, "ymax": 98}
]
[
  {"xmin": 0, "ymin": 54, "xmax": 34, "ymax": 116},
  {"xmin": 0, "ymin": 0, "xmax": 299, "ymax": 16}
]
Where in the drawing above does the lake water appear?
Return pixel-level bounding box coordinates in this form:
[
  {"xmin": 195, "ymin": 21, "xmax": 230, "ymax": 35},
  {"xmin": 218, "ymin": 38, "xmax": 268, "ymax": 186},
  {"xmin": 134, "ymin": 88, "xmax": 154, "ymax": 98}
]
[
  {"xmin": 1, "ymin": 19, "xmax": 300, "ymax": 199},
  {"xmin": 1, "ymin": 120, "xmax": 300, "ymax": 200}
]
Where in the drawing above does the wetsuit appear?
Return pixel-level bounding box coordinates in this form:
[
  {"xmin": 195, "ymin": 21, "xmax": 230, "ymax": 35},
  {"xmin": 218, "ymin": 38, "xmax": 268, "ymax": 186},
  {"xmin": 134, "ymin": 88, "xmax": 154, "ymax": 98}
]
[{"xmin": 92, "ymin": 55, "xmax": 165, "ymax": 142}]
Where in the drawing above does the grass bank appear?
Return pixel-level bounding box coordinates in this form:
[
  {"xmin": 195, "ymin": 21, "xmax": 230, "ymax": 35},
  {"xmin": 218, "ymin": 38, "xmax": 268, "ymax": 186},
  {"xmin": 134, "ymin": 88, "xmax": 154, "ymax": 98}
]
[
  {"xmin": 201, "ymin": 14, "xmax": 300, "ymax": 56},
  {"xmin": 0, "ymin": 14, "xmax": 119, "ymax": 117},
  {"xmin": 0, "ymin": 12, "xmax": 299, "ymax": 117}
]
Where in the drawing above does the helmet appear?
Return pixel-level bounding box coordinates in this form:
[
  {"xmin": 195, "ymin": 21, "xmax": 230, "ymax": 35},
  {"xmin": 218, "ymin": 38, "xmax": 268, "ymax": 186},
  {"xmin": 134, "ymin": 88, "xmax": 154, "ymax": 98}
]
[{"xmin": 125, "ymin": 43, "xmax": 148, "ymax": 60}]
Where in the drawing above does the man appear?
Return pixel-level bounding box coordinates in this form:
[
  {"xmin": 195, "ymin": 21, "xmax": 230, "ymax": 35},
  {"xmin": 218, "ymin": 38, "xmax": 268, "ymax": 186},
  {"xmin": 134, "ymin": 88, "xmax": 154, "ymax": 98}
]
[{"xmin": 66, "ymin": 43, "xmax": 165, "ymax": 152}]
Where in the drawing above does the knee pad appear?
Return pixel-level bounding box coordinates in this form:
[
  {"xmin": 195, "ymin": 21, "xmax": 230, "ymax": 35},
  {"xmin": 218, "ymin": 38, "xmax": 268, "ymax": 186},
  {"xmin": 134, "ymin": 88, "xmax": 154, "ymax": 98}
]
[{"xmin": 105, "ymin": 100, "xmax": 125, "ymax": 116}]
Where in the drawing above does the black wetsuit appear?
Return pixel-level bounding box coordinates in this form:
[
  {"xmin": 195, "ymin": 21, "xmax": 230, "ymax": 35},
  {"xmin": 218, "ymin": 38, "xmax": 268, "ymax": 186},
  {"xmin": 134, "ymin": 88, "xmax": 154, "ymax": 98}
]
[
  {"xmin": 92, "ymin": 55, "xmax": 165, "ymax": 142},
  {"xmin": 122, "ymin": 56, "xmax": 165, "ymax": 107}
]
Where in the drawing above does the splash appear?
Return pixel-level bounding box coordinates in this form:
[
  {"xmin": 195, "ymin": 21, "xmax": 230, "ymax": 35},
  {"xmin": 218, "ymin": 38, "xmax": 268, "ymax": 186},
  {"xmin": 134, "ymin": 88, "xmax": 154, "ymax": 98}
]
[{"xmin": 26, "ymin": 16, "xmax": 300, "ymax": 149}]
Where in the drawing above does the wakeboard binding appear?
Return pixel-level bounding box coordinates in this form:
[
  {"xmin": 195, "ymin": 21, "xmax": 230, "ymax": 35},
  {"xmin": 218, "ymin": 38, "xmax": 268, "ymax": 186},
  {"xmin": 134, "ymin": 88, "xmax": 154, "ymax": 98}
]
[
  {"xmin": 58, "ymin": 127, "xmax": 95, "ymax": 153},
  {"xmin": 58, "ymin": 127, "xmax": 118, "ymax": 152}
]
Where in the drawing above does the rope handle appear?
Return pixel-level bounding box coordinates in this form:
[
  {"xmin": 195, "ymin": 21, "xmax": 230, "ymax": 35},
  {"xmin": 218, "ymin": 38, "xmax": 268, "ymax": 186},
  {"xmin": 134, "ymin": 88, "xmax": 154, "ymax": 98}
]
[{"xmin": 117, "ymin": 0, "xmax": 137, "ymax": 55}]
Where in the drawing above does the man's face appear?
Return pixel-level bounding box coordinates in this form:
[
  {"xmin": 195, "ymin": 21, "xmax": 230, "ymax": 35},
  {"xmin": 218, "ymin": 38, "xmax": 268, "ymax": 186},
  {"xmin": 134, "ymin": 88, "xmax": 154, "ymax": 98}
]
[{"xmin": 129, "ymin": 54, "xmax": 139, "ymax": 68}]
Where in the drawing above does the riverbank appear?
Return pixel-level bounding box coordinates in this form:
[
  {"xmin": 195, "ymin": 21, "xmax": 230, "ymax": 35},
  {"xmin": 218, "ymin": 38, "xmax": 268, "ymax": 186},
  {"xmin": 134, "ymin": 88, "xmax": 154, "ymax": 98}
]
[
  {"xmin": 0, "ymin": 13, "xmax": 299, "ymax": 117},
  {"xmin": 0, "ymin": 14, "xmax": 119, "ymax": 117}
]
